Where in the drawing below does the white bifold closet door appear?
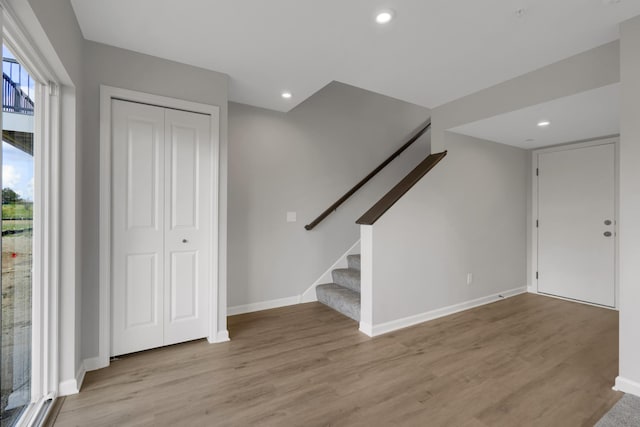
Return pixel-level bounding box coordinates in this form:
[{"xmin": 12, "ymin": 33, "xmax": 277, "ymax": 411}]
[{"xmin": 111, "ymin": 99, "xmax": 211, "ymax": 356}]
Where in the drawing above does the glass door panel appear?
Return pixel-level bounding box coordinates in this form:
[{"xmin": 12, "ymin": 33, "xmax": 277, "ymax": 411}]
[{"xmin": 1, "ymin": 44, "xmax": 35, "ymax": 427}]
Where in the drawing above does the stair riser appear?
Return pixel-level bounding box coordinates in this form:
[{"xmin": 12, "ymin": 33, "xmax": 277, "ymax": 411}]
[
  {"xmin": 347, "ymin": 255, "xmax": 361, "ymax": 271},
  {"xmin": 316, "ymin": 284, "xmax": 360, "ymax": 321},
  {"xmin": 332, "ymin": 269, "xmax": 360, "ymax": 293}
]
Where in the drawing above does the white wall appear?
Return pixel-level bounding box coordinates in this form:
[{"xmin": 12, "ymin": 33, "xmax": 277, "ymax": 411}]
[
  {"xmin": 367, "ymin": 132, "xmax": 528, "ymax": 327},
  {"xmin": 617, "ymin": 14, "xmax": 640, "ymax": 397},
  {"xmin": 228, "ymin": 82, "xmax": 430, "ymax": 307},
  {"xmin": 81, "ymin": 41, "xmax": 229, "ymax": 361},
  {"xmin": 431, "ymin": 41, "xmax": 620, "ymax": 152}
]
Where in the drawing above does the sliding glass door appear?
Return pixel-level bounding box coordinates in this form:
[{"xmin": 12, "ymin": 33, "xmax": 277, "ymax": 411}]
[{"xmin": 1, "ymin": 44, "xmax": 36, "ymax": 426}]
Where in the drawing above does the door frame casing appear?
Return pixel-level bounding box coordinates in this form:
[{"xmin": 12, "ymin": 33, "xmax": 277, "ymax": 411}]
[
  {"xmin": 98, "ymin": 85, "xmax": 227, "ymax": 369},
  {"xmin": 529, "ymin": 136, "xmax": 619, "ymax": 310}
]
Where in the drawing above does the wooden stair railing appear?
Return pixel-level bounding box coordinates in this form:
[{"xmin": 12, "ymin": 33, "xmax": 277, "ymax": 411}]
[
  {"xmin": 356, "ymin": 150, "xmax": 447, "ymax": 225},
  {"xmin": 304, "ymin": 119, "xmax": 431, "ymax": 231}
]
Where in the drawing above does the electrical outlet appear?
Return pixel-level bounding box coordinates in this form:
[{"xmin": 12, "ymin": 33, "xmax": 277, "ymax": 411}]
[{"xmin": 467, "ymin": 273, "xmax": 473, "ymax": 285}]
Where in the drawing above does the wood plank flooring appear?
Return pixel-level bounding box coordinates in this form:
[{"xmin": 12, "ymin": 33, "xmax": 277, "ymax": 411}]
[{"xmin": 53, "ymin": 294, "xmax": 620, "ymax": 426}]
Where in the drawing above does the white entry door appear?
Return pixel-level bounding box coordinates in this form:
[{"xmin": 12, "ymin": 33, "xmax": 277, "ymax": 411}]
[
  {"xmin": 111, "ymin": 100, "xmax": 211, "ymax": 356},
  {"xmin": 537, "ymin": 143, "xmax": 615, "ymax": 307}
]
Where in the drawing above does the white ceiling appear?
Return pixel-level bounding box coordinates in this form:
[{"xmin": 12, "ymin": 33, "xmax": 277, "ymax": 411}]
[
  {"xmin": 450, "ymin": 83, "xmax": 620, "ymax": 149},
  {"xmin": 70, "ymin": 1, "xmax": 640, "ymax": 112}
]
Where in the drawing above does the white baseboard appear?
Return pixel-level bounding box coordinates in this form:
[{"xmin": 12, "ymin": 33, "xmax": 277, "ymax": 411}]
[
  {"xmin": 228, "ymin": 296, "xmax": 301, "ymax": 316},
  {"xmin": 300, "ymin": 240, "xmax": 360, "ymax": 303},
  {"xmin": 615, "ymin": 376, "xmax": 640, "ymax": 397},
  {"xmin": 365, "ymin": 287, "xmax": 527, "ymax": 337},
  {"xmin": 83, "ymin": 356, "xmax": 104, "ymax": 372},
  {"xmin": 359, "ymin": 321, "xmax": 373, "ymax": 337},
  {"xmin": 208, "ymin": 330, "xmax": 230, "ymax": 343},
  {"xmin": 59, "ymin": 361, "xmax": 87, "ymax": 396}
]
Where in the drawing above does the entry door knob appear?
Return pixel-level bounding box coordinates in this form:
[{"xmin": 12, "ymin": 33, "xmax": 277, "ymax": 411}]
[
  {"xmin": 182, "ymin": 239, "xmax": 188, "ymax": 243},
  {"xmin": 604, "ymin": 231, "xmax": 612, "ymax": 237},
  {"xmin": 604, "ymin": 220, "xmax": 612, "ymax": 226}
]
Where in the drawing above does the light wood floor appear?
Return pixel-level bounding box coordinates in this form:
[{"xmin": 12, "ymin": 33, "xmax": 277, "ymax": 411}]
[{"xmin": 53, "ymin": 294, "xmax": 620, "ymax": 426}]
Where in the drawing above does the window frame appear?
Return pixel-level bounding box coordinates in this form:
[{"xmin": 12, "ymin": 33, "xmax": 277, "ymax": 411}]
[{"xmin": 0, "ymin": 2, "xmax": 62, "ymax": 425}]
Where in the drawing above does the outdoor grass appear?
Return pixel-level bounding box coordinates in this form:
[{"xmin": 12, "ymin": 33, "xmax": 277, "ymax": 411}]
[
  {"xmin": 2, "ymin": 203, "xmax": 33, "ymax": 232},
  {"xmin": 2, "ymin": 203, "xmax": 33, "ymax": 219}
]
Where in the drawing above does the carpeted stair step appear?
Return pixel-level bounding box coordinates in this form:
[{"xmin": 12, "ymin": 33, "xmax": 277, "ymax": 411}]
[
  {"xmin": 347, "ymin": 254, "xmax": 360, "ymax": 271},
  {"xmin": 331, "ymin": 268, "xmax": 360, "ymax": 293},
  {"xmin": 316, "ymin": 283, "xmax": 360, "ymax": 321}
]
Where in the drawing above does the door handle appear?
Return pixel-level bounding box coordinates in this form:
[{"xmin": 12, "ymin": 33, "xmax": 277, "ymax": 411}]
[
  {"xmin": 182, "ymin": 239, "xmax": 188, "ymax": 243},
  {"xmin": 604, "ymin": 231, "xmax": 612, "ymax": 237},
  {"xmin": 604, "ymin": 220, "xmax": 612, "ymax": 226}
]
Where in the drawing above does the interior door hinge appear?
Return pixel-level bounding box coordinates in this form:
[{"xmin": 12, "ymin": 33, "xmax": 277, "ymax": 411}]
[
  {"xmin": 536, "ymin": 168, "xmax": 539, "ymax": 176},
  {"xmin": 536, "ymin": 220, "xmax": 539, "ymax": 228},
  {"xmin": 536, "ymin": 272, "xmax": 539, "ymax": 279}
]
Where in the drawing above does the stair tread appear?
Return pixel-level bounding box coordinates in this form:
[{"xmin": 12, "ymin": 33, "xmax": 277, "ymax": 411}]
[
  {"xmin": 316, "ymin": 283, "xmax": 360, "ymax": 321},
  {"xmin": 332, "ymin": 267, "xmax": 359, "ymax": 276}
]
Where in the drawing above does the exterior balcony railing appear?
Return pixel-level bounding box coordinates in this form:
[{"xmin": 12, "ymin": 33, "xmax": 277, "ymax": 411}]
[{"xmin": 2, "ymin": 58, "xmax": 34, "ymax": 115}]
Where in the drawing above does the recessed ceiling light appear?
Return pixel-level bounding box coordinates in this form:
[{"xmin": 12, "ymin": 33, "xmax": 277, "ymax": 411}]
[
  {"xmin": 537, "ymin": 120, "xmax": 551, "ymax": 127},
  {"xmin": 376, "ymin": 10, "xmax": 394, "ymax": 24},
  {"xmin": 281, "ymin": 91, "xmax": 292, "ymax": 99}
]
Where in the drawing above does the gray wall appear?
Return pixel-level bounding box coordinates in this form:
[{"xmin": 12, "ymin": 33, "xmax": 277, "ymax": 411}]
[
  {"xmin": 81, "ymin": 41, "xmax": 229, "ymax": 360},
  {"xmin": 431, "ymin": 41, "xmax": 620, "ymax": 152},
  {"xmin": 427, "ymin": 40, "xmax": 621, "ymax": 304},
  {"xmin": 27, "ymin": 0, "xmax": 83, "ymax": 85},
  {"xmin": 228, "ymin": 82, "xmax": 430, "ymax": 307},
  {"xmin": 370, "ymin": 132, "xmax": 528, "ymax": 324},
  {"xmin": 618, "ymin": 15, "xmax": 640, "ymax": 394}
]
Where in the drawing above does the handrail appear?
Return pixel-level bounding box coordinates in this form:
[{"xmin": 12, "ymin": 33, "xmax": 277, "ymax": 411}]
[
  {"xmin": 356, "ymin": 150, "xmax": 447, "ymax": 225},
  {"xmin": 304, "ymin": 119, "xmax": 431, "ymax": 230}
]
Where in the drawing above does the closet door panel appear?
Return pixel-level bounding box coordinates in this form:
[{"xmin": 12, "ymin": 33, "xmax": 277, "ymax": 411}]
[
  {"xmin": 111, "ymin": 100, "xmax": 165, "ymax": 356},
  {"xmin": 164, "ymin": 109, "xmax": 211, "ymax": 345}
]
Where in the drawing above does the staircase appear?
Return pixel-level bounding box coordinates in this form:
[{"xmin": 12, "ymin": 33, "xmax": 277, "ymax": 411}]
[
  {"xmin": 316, "ymin": 254, "xmax": 361, "ymax": 321},
  {"xmin": 306, "ymin": 119, "xmax": 446, "ymax": 325}
]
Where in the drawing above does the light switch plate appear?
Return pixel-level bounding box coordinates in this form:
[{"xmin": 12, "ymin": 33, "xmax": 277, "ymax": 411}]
[{"xmin": 286, "ymin": 211, "xmax": 297, "ymax": 222}]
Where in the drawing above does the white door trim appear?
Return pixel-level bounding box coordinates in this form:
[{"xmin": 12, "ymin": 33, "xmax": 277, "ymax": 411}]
[
  {"xmin": 98, "ymin": 85, "xmax": 226, "ymax": 370},
  {"xmin": 529, "ymin": 136, "xmax": 619, "ymax": 309}
]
